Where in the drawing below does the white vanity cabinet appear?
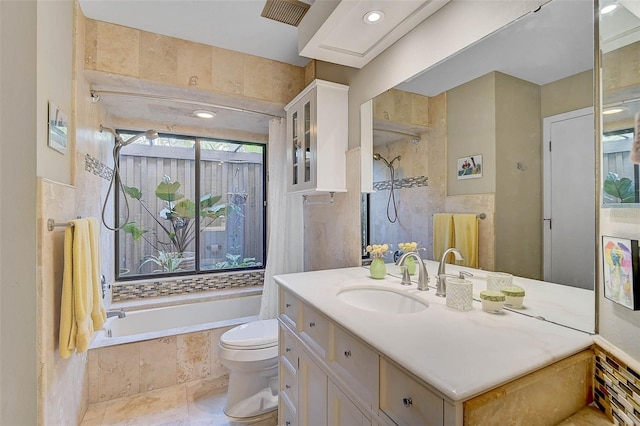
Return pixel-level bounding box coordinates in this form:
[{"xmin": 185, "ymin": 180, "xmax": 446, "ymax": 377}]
[
  {"xmin": 278, "ymin": 289, "xmax": 450, "ymax": 426},
  {"xmin": 285, "ymin": 79, "xmax": 349, "ymax": 195}
]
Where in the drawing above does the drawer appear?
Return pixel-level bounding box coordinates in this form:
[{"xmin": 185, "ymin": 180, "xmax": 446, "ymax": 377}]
[
  {"xmin": 300, "ymin": 302, "xmax": 331, "ymax": 358},
  {"xmin": 280, "ymin": 357, "xmax": 298, "ymax": 407},
  {"xmin": 379, "ymin": 358, "xmax": 444, "ymax": 426},
  {"xmin": 281, "ymin": 290, "xmax": 300, "ymax": 329},
  {"xmin": 329, "ymin": 325, "xmax": 377, "ymax": 407},
  {"xmin": 280, "ymin": 391, "xmax": 297, "ymax": 426},
  {"xmin": 281, "ymin": 327, "xmax": 299, "ymax": 369}
]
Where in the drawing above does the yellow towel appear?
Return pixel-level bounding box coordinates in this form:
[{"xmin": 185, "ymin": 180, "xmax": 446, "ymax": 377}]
[
  {"xmin": 433, "ymin": 213, "xmax": 455, "ymax": 262},
  {"xmin": 59, "ymin": 218, "xmax": 106, "ymax": 359},
  {"xmin": 453, "ymin": 214, "xmax": 479, "ymax": 268}
]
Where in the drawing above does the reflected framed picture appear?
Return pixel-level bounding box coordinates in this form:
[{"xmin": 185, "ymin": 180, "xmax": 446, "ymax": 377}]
[
  {"xmin": 602, "ymin": 236, "xmax": 640, "ymax": 310},
  {"xmin": 48, "ymin": 102, "xmax": 68, "ymax": 154},
  {"xmin": 457, "ymin": 154, "xmax": 482, "ymax": 179}
]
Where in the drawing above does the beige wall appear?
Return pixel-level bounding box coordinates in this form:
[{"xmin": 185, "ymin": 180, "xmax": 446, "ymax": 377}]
[
  {"xmin": 541, "ymin": 70, "xmax": 593, "ymax": 118},
  {"xmin": 494, "ymin": 73, "xmax": 542, "ymax": 279},
  {"xmin": 0, "ymin": 1, "xmax": 38, "ymax": 425},
  {"xmin": 447, "ymin": 73, "xmax": 497, "ymax": 196}
]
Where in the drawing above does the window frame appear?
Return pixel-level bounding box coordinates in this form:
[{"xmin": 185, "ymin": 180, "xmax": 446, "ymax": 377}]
[{"xmin": 114, "ymin": 131, "xmax": 267, "ymax": 281}]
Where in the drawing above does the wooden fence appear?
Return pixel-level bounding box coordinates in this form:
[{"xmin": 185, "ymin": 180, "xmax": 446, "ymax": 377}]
[{"xmin": 117, "ymin": 144, "xmax": 265, "ymax": 276}]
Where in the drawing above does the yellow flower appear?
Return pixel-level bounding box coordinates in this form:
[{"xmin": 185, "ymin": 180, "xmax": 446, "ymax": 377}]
[
  {"xmin": 399, "ymin": 242, "xmax": 418, "ymax": 252},
  {"xmin": 366, "ymin": 243, "xmax": 391, "ymax": 257}
]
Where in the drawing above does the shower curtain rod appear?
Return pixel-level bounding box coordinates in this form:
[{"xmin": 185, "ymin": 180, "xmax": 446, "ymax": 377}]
[{"xmin": 90, "ymin": 90, "xmax": 282, "ymax": 119}]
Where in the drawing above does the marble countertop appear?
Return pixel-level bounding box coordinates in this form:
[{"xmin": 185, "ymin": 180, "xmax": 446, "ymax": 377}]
[{"xmin": 274, "ymin": 264, "xmax": 594, "ymax": 403}]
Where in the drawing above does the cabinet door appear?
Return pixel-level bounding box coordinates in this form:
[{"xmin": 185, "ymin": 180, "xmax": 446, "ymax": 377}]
[
  {"xmin": 328, "ymin": 380, "xmax": 371, "ymax": 426},
  {"xmin": 298, "ymin": 350, "xmax": 327, "ymax": 426},
  {"xmin": 287, "ymin": 89, "xmax": 316, "ymax": 193}
]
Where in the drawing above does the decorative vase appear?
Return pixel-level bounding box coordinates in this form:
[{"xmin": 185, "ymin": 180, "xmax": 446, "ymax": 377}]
[
  {"xmin": 370, "ymin": 257, "xmax": 386, "ymax": 279},
  {"xmin": 404, "ymin": 255, "xmax": 417, "ymax": 275}
]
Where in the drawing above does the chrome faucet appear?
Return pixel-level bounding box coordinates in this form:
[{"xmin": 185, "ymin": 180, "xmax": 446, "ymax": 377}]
[
  {"xmin": 106, "ymin": 309, "xmax": 126, "ymax": 319},
  {"xmin": 395, "ymin": 251, "xmax": 429, "ymax": 291},
  {"xmin": 435, "ymin": 248, "xmax": 465, "ymax": 297}
]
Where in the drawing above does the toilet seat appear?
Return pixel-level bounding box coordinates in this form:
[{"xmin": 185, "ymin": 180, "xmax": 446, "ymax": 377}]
[{"xmin": 220, "ymin": 318, "xmax": 278, "ymax": 350}]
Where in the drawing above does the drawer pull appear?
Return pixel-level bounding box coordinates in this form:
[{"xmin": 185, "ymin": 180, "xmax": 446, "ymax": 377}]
[
  {"xmin": 285, "ymin": 303, "xmax": 291, "ymax": 308},
  {"xmin": 285, "ymin": 347, "xmax": 291, "ymax": 353},
  {"xmin": 286, "ymin": 422, "xmax": 291, "ymax": 426},
  {"xmin": 309, "ymin": 322, "xmax": 316, "ymax": 327},
  {"xmin": 402, "ymin": 397, "xmax": 413, "ymax": 407},
  {"xmin": 344, "ymin": 350, "xmax": 352, "ymax": 358},
  {"xmin": 285, "ymin": 384, "xmax": 291, "ymax": 390}
]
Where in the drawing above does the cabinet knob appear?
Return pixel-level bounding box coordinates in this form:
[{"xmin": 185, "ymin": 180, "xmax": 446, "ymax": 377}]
[
  {"xmin": 402, "ymin": 397, "xmax": 413, "ymax": 407},
  {"xmin": 285, "ymin": 384, "xmax": 291, "ymax": 390},
  {"xmin": 286, "ymin": 422, "xmax": 291, "ymax": 426},
  {"xmin": 285, "ymin": 303, "xmax": 291, "ymax": 308},
  {"xmin": 309, "ymin": 322, "xmax": 316, "ymax": 327},
  {"xmin": 344, "ymin": 350, "xmax": 352, "ymax": 358},
  {"xmin": 285, "ymin": 347, "xmax": 291, "ymax": 353}
]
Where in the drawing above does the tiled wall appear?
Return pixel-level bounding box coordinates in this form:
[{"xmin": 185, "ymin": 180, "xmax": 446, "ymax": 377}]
[
  {"xmin": 594, "ymin": 345, "xmax": 640, "ymax": 424},
  {"xmin": 112, "ymin": 270, "xmax": 265, "ymax": 301},
  {"xmin": 88, "ymin": 327, "xmax": 232, "ymax": 403}
]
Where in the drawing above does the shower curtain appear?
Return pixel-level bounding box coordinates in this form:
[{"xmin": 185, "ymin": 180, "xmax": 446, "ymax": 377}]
[{"xmin": 259, "ymin": 118, "xmax": 304, "ymax": 319}]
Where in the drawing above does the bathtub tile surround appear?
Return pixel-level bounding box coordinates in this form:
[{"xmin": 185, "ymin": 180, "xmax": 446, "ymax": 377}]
[
  {"xmin": 594, "ymin": 344, "xmax": 640, "ymax": 424},
  {"xmin": 112, "ymin": 270, "xmax": 265, "ymax": 301},
  {"xmin": 372, "ymin": 175, "xmax": 429, "ymax": 190},
  {"xmin": 88, "ymin": 326, "xmax": 233, "ymax": 404},
  {"xmin": 84, "ymin": 153, "xmax": 113, "ymax": 181}
]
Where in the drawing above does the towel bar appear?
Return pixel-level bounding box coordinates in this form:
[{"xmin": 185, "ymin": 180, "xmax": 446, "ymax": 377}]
[{"xmin": 47, "ymin": 218, "xmax": 75, "ymax": 231}]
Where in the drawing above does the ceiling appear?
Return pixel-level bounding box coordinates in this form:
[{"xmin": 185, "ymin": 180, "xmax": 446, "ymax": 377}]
[{"xmin": 78, "ymin": 0, "xmax": 609, "ymax": 138}]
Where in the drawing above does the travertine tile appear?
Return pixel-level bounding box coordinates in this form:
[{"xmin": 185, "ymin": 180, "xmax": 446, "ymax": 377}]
[
  {"xmin": 140, "ymin": 336, "xmax": 178, "ymax": 392},
  {"xmin": 212, "ymin": 47, "xmax": 244, "ymax": 95},
  {"xmin": 244, "ymin": 56, "xmax": 273, "ymax": 101},
  {"xmin": 139, "ymin": 31, "xmax": 178, "ymax": 84},
  {"xmin": 99, "ymin": 383, "xmax": 189, "ymax": 425},
  {"xmin": 209, "ymin": 327, "xmax": 233, "ymax": 380},
  {"xmin": 88, "ymin": 349, "xmax": 100, "ymax": 403},
  {"xmin": 96, "ymin": 343, "xmax": 141, "ymax": 401},
  {"xmin": 185, "ymin": 377, "xmax": 230, "ymax": 423},
  {"xmin": 464, "ymin": 350, "xmax": 593, "ymax": 426},
  {"xmin": 176, "ymin": 39, "xmax": 212, "ymax": 90},
  {"xmin": 272, "ymin": 61, "xmax": 305, "ymax": 105},
  {"xmin": 177, "ymin": 331, "xmax": 211, "ymax": 383},
  {"xmin": 96, "ymin": 22, "xmax": 140, "ymax": 76},
  {"xmin": 556, "ymin": 405, "xmax": 613, "ymax": 426},
  {"xmin": 80, "ymin": 399, "xmax": 107, "ymax": 425},
  {"xmin": 83, "ymin": 18, "xmax": 97, "ymax": 69}
]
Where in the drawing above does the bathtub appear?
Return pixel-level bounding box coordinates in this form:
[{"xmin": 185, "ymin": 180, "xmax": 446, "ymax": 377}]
[{"xmin": 89, "ymin": 290, "xmax": 262, "ymax": 348}]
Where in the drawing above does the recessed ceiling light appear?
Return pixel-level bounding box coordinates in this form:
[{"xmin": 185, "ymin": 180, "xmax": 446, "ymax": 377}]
[
  {"xmin": 601, "ymin": 4, "xmax": 618, "ymax": 14},
  {"xmin": 603, "ymin": 107, "xmax": 626, "ymax": 115},
  {"xmin": 363, "ymin": 10, "xmax": 385, "ymax": 24},
  {"xmin": 193, "ymin": 109, "xmax": 216, "ymax": 119}
]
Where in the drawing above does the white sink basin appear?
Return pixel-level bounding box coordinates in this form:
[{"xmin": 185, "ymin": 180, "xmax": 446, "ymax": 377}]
[{"xmin": 337, "ymin": 286, "xmax": 428, "ymax": 314}]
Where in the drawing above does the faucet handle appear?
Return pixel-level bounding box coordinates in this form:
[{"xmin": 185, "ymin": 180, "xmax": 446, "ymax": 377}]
[{"xmin": 459, "ymin": 271, "xmax": 473, "ymax": 279}]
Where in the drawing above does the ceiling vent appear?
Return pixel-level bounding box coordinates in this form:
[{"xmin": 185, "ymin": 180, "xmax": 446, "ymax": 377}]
[{"xmin": 261, "ymin": 0, "xmax": 310, "ymax": 27}]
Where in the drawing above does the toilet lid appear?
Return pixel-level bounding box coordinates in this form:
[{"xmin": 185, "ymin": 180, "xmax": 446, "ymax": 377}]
[{"xmin": 220, "ymin": 318, "xmax": 279, "ymax": 350}]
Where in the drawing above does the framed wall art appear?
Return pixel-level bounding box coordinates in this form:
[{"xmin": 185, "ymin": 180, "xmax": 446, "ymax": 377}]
[
  {"xmin": 48, "ymin": 102, "xmax": 68, "ymax": 154},
  {"xmin": 457, "ymin": 154, "xmax": 482, "ymax": 179},
  {"xmin": 602, "ymin": 235, "xmax": 640, "ymax": 310}
]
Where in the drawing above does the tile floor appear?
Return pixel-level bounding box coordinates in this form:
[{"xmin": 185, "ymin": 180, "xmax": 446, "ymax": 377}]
[{"xmin": 80, "ymin": 376, "xmax": 278, "ymax": 426}]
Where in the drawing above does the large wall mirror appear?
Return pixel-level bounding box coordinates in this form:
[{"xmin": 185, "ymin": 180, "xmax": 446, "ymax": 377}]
[
  {"xmin": 601, "ymin": 1, "xmax": 640, "ymax": 207},
  {"xmin": 361, "ymin": 0, "xmax": 596, "ymax": 333}
]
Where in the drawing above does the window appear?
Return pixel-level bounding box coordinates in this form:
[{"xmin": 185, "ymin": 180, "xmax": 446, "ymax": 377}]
[
  {"xmin": 116, "ymin": 132, "xmax": 266, "ymax": 280},
  {"xmin": 603, "ymin": 129, "xmax": 640, "ymax": 204}
]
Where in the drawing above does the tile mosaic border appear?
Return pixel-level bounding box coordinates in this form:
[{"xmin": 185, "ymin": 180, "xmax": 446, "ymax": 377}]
[
  {"xmin": 85, "ymin": 153, "xmax": 113, "ymax": 181},
  {"xmin": 373, "ymin": 175, "xmax": 428, "ymax": 191},
  {"xmin": 112, "ymin": 270, "xmax": 265, "ymax": 302},
  {"xmin": 594, "ymin": 345, "xmax": 639, "ymax": 425}
]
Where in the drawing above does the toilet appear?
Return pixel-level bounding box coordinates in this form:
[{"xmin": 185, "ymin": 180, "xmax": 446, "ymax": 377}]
[{"xmin": 217, "ymin": 318, "xmax": 279, "ymax": 418}]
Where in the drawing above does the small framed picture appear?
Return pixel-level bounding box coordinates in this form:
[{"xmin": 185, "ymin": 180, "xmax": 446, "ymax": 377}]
[
  {"xmin": 48, "ymin": 102, "xmax": 68, "ymax": 154},
  {"xmin": 602, "ymin": 236, "xmax": 640, "ymax": 310},
  {"xmin": 457, "ymin": 155, "xmax": 482, "ymax": 179}
]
